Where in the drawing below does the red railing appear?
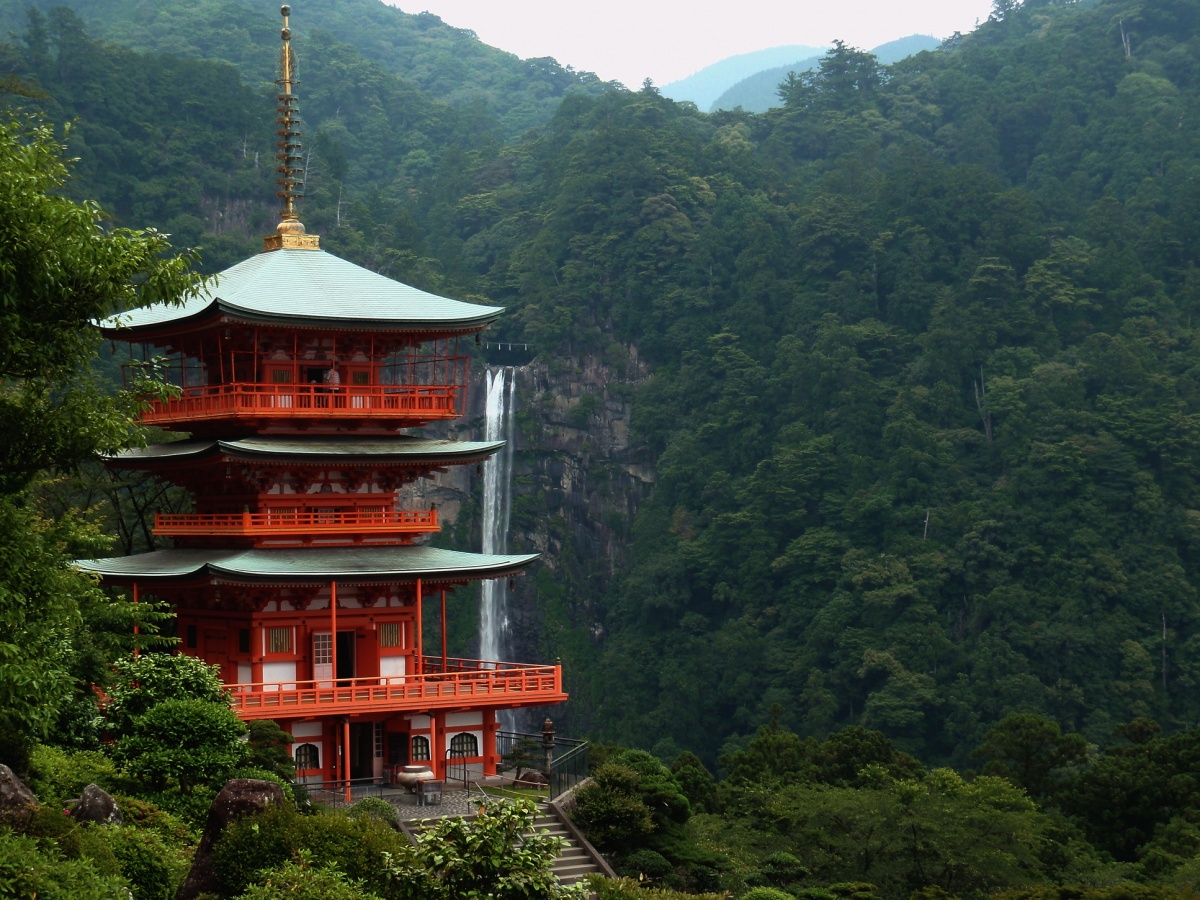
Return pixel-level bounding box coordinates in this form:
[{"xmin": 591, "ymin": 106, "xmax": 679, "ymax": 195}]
[
  {"xmin": 137, "ymin": 383, "xmax": 460, "ymax": 426},
  {"xmin": 154, "ymin": 508, "xmax": 438, "ymax": 538},
  {"xmin": 225, "ymin": 660, "xmax": 564, "ymax": 719}
]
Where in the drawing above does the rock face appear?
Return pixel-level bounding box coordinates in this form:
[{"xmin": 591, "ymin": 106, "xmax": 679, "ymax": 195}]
[
  {"xmin": 72, "ymin": 783, "xmax": 123, "ymax": 826},
  {"xmin": 175, "ymin": 779, "xmax": 285, "ymax": 900},
  {"xmin": 0, "ymin": 764, "xmax": 37, "ymax": 828},
  {"xmin": 414, "ymin": 351, "xmax": 654, "ymax": 733}
]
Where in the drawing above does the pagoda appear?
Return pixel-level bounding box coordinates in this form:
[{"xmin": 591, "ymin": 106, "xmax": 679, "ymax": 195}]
[{"xmin": 76, "ymin": 5, "xmax": 565, "ymax": 787}]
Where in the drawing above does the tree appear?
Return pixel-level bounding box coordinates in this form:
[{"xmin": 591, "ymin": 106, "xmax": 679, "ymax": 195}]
[
  {"xmin": 113, "ymin": 697, "xmax": 248, "ymax": 794},
  {"xmin": 972, "ymin": 713, "xmax": 1088, "ymax": 798},
  {"xmin": 0, "ymin": 114, "xmax": 199, "ymax": 769},
  {"xmin": 103, "ymin": 652, "xmax": 229, "ymax": 736}
]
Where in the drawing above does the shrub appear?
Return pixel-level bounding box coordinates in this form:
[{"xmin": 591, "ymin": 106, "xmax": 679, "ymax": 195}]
[
  {"xmin": 105, "ymin": 653, "xmax": 228, "ymax": 736},
  {"xmin": 347, "ymin": 796, "xmax": 399, "ymax": 829},
  {"xmin": 586, "ymin": 875, "xmax": 725, "ymax": 900},
  {"xmin": 212, "ymin": 805, "xmax": 416, "ymax": 898},
  {"xmin": 0, "ymin": 829, "xmax": 128, "ymax": 899},
  {"xmin": 618, "ymin": 848, "xmax": 674, "ymax": 881},
  {"xmin": 742, "ymin": 888, "xmax": 796, "ymax": 900},
  {"xmin": 111, "ymin": 793, "xmax": 197, "ymax": 847},
  {"xmin": 236, "ymin": 856, "xmax": 383, "ymax": 899},
  {"xmin": 572, "ymin": 768, "xmax": 654, "ymax": 852},
  {"xmin": 114, "ymin": 698, "xmax": 248, "ymax": 794},
  {"xmin": 106, "ymin": 825, "xmax": 190, "ymax": 900},
  {"xmin": 26, "ymin": 745, "xmax": 121, "ymax": 805}
]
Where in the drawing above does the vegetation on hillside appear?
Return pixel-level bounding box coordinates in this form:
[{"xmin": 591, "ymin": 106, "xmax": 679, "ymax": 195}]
[{"xmin": 5, "ymin": 0, "xmax": 1200, "ymax": 894}]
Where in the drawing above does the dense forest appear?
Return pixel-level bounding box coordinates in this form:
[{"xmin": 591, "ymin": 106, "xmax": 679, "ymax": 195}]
[{"xmin": 5, "ymin": 0, "xmax": 1200, "ymax": 894}]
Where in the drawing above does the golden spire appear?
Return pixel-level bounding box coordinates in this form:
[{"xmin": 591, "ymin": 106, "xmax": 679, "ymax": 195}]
[{"xmin": 264, "ymin": 3, "xmax": 319, "ymax": 251}]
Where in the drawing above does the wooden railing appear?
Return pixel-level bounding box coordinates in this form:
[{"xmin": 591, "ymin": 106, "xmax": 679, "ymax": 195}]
[
  {"xmin": 138, "ymin": 383, "xmax": 460, "ymax": 426},
  {"xmin": 226, "ymin": 660, "xmax": 564, "ymax": 719},
  {"xmin": 154, "ymin": 508, "xmax": 438, "ymax": 538}
]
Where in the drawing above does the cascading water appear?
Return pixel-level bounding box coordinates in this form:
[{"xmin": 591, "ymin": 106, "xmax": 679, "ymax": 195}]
[{"xmin": 480, "ymin": 368, "xmax": 516, "ymax": 688}]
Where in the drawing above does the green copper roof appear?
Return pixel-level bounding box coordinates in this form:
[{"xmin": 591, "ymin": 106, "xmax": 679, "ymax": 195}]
[
  {"xmin": 110, "ymin": 436, "xmax": 504, "ymax": 465},
  {"xmin": 75, "ymin": 546, "xmax": 538, "ymax": 584},
  {"xmin": 102, "ymin": 249, "xmax": 502, "ymax": 334}
]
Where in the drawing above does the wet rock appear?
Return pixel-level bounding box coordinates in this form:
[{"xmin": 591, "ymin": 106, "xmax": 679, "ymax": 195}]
[
  {"xmin": 0, "ymin": 764, "xmax": 37, "ymax": 828},
  {"xmin": 175, "ymin": 779, "xmax": 284, "ymax": 900},
  {"xmin": 72, "ymin": 784, "xmax": 123, "ymax": 826}
]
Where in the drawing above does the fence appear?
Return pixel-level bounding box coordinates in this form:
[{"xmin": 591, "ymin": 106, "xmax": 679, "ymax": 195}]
[{"xmin": 495, "ymin": 730, "xmax": 588, "ymax": 800}]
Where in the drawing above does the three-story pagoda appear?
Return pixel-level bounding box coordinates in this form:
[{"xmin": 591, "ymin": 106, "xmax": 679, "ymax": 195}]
[{"xmin": 76, "ymin": 5, "xmax": 565, "ymax": 787}]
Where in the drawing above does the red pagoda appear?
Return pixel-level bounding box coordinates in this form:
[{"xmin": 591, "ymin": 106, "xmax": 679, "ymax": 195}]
[{"xmin": 77, "ymin": 5, "xmax": 565, "ymax": 787}]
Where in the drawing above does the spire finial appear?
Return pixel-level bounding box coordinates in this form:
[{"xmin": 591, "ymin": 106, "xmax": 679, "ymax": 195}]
[{"xmin": 264, "ymin": 3, "xmax": 319, "ymax": 251}]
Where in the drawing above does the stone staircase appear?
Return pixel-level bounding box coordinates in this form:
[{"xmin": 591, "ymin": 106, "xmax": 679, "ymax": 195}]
[{"xmin": 532, "ymin": 804, "xmax": 612, "ymax": 887}]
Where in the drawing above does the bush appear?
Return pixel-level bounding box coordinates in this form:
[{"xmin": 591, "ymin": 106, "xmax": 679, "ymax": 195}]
[
  {"xmin": 114, "ymin": 698, "xmax": 248, "ymax": 794},
  {"xmin": 236, "ymin": 857, "xmax": 383, "ymax": 899},
  {"xmin": 0, "ymin": 829, "xmax": 128, "ymax": 899},
  {"xmin": 742, "ymin": 889, "xmax": 796, "ymax": 900},
  {"xmin": 347, "ymin": 796, "xmax": 399, "ymax": 829},
  {"xmin": 572, "ymin": 768, "xmax": 655, "ymax": 852},
  {"xmin": 106, "ymin": 825, "xmax": 190, "ymax": 900},
  {"xmin": 105, "ymin": 653, "xmax": 228, "ymax": 737},
  {"xmin": 212, "ymin": 805, "xmax": 416, "ymax": 898},
  {"xmin": 111, "ymin": 794, "xmax": 197, "ymax": 847},
  {"xmin": 618, "ymin": 848, "xmax": 674, "ymax": 881},
  {"xmin": 26, "ymin": 745, "xmax": 121, "ymax": 806},
  {"xmin": 586, "ymin": 875, "xmax": 725, "ymax": 900},
  {"xmin": 746, "ymin": 851, "xmax": 809, "ymax": 888}
]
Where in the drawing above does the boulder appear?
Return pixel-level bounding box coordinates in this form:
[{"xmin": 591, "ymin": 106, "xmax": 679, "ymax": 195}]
[
  {"xmin": 72, "ymin": 784, "xmax": 123, "ymax": 826},
  {"xmin": 175, "ymin": 778, "xmax": 284, "ymax": 900},
  {"xmin": 0, "ymin": 764, "xmax": 37, "ymax": 828}
]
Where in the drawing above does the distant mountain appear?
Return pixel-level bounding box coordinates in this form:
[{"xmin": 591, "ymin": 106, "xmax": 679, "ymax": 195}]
[
  {"xmin": 710, "ymin": 34, "xmax": 943, "ymax": 112},
  {"xmin": 660, "ymin": 44, "xmax": 826, "ymax": 109}
]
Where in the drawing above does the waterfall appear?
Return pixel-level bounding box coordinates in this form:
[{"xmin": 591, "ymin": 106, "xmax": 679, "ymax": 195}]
[{"xmin": 480, "ymin": 367, "xmax": 516, "ymax": 673}]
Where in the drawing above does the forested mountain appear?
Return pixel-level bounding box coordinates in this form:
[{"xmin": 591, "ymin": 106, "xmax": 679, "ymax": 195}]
[
  {"xmin": 5, "ymin": 0, "xmax": 1200, "ymax": 776},
  {"xmin": 0, "ymin": 0, "xmax": 615, "ymax": 135}
]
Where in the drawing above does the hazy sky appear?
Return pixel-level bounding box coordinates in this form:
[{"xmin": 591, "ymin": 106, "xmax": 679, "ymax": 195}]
[{"xmin": 383, "ymin": 1, "xmax": 996, "ymax": 88}]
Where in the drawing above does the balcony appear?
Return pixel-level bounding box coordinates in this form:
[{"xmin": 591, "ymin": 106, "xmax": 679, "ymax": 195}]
[
  {"xmin": 226, "ymin": 659, "xmax": 566, "ymax": 720},
  {"xmin": 154, "ymin": 509, "xmax": 438, "ymax": 541},
  {"xmin": 137, "ymin": 383, "xmax": 460, "ymax": 430}
]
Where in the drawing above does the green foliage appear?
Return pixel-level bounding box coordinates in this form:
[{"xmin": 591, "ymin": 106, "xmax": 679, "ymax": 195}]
[
  {"xmin": 102, "ymin": 825, "xmax": 189, "ymax": 900},
  {"xmin": 244, "ymin": 720, "xmax": 297, "ymax": 783},
  {"xmin": 212, "ymin": 805, "xmax": 418, "ymax": 899},
  {"xmin": 972, "ymin": 713, "xmax": 1089, "ymax": 797},
  {"xmin": 25, "ymin": 744, "xmax": 121, "ymax": 806},
  {"xmin": 572, "ymin": 764, "xmax": 656, "ymax": 852},
  {"xmin": 586, "ymin": 875, "xmax": 726, "ymax": 900},
  {"xmin": 404, "ymin": 798, "xmax": 582, "ymax": 899},
  {"xmin": 113, "ymin": 698, "xmax": 247, "ymax": 795},
  {"xmin": 742, "ymin": 889, "xmax": 796, "ymax": 900},
  {"xmin": 346, "ymin": 796, "xmax": 399, "ymax": 830},
  {"xmin": 0, "ymin": 829, "xmax": 128, "ymax": 899},
  {"xmin": 104, "ymin": 653, "xmax": 228, "ymax": 737},
  {"xmin": 236, "ymin": 856, "xmax": 383, "ymax": 900}
]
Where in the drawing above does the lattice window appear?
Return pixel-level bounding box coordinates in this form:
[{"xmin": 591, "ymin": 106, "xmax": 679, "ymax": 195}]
[
  {"xmin": 449, "ymin": 733, "xmax": 479, "ymax": 757},
  {"xmin": 374, "ymin": 722, "xmax": 384, "ymax": 759},
  {"xmin": 313, "ymin": 632, "xmax": 332, "ymax": 665},
  {"xmin": 411, "ymin": 735, "xmax": 430, "ymax": 761},
  {"xmin": 294, "ymin": 743, "xmax": 320, "ymax": 770},
  {"xmin": 379, "ymin": 622, "xmax": 400, "ymax": 648},
  {"xmin": 267, "ymin": 626, "xmax": 291, "ymax": 654}
]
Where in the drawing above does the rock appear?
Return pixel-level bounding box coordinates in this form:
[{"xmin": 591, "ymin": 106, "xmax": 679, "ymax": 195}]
[
  {"xmin": 175, "ymin": 779, "xmax": 284, "ymax": 900},
  {"xmin": 72, "ymin": 784, "xmax": 123, "ymax": 826},
  {"xmin": 0, "ymin": 764, "xmax": 37, "ymax": 828}
]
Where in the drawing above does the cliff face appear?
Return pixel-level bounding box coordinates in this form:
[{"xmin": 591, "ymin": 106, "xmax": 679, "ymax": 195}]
[{"xmin": 405, "ymin": 350, "xmax": 653, "ymax": 733}]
